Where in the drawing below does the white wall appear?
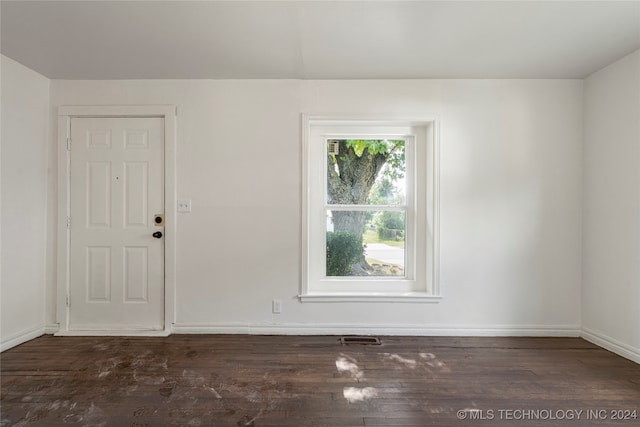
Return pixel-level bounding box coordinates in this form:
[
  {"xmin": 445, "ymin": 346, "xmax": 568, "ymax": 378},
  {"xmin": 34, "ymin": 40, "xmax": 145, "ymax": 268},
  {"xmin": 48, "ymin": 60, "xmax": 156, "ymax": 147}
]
[
  {"xmin": 582, "ymin": 50, "xmax": 640, "ymax": 362},
  {"xmin": 50, "ymin": 78, "xmax": 583, "ymax": 335},
  {"xmin": 1, "ymin": 55, "xmax": 51, "ymax": 350}
]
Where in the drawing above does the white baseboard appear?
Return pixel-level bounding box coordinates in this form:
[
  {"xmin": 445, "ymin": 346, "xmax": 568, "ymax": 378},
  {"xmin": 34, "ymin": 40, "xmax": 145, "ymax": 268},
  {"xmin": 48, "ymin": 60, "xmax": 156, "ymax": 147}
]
[
  {"xmin": 172, "ymin": 322, "xmax": 581, "ymax": 337},
  {"xmin": 7, "ymin": 323, "xmax": 639, "ymax": 366},
  {"xmin": 1, "ymin": 325, "xmax": 46, "ymax": 352},
  {"xmin": 55, "ymin": 329, "xmax": 170, "ymax": 337},
  {"xmin": 581, "ymin": 327, "xmax": 640, "ymax": 364}
]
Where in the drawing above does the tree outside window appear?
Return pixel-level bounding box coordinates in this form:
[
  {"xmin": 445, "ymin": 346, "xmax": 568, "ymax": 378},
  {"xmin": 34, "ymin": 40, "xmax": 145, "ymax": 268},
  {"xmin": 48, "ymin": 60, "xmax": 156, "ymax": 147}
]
[
  {"xmin": 325, "ymin": 139, "xmax": 406, "ymax": 277},
  {"xmin": 302, "ymin": 117, "xmax": 439, "ymax": 302}
]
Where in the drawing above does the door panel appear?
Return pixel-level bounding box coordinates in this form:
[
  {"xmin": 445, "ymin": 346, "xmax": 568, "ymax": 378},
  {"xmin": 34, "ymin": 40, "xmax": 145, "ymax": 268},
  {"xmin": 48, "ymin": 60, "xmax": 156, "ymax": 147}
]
[
  {"xmin": 87, "ymin": 161, "xmax": 111, "ymax": 227},
  {"xmin": 86, "ymin": 246, "xmax": 111, "ymax": 301},
  {"xmin": 124, "ymin": 162, "xmax": 149, "ymax": 228},
  {"xmin": 124, "ymin": 246, "xmax": 148, "ymax": 302},
  {"xmin": 69, "ymin": 117, "xmax": 164, "ymax": 331}
]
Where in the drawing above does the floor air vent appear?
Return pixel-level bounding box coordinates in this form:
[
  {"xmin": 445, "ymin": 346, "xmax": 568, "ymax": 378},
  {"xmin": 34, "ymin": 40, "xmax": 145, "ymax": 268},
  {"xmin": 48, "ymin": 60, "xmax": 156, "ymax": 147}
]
[{"xmin": 340, "ymin": 336, "xmax": 381, "ymax": 345}]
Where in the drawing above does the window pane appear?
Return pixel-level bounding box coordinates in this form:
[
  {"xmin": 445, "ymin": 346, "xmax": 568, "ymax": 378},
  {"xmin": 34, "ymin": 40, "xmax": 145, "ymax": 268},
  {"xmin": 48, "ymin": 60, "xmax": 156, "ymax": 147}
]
[
  {"xmin": 326, "ymin": 139, "xmax": 405, "ymax": 205},
  {"xmin": 326, "ymin": 210, "xmax": 405, "ymax": 277}
]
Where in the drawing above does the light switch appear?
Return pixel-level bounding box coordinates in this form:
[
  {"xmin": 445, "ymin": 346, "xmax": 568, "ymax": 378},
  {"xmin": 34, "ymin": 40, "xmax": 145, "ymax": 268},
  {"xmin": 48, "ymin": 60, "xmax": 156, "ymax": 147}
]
[{"xmin": 177, "ymin": 199, "xmax": 192, "ymax": 213}]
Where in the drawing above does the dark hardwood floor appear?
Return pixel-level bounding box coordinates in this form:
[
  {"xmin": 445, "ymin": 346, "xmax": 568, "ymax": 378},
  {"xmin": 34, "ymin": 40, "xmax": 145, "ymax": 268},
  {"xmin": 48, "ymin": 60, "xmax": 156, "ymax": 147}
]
[{"xmin": 1, "ymin": 335, "xmax": 639, "ymax": 426}]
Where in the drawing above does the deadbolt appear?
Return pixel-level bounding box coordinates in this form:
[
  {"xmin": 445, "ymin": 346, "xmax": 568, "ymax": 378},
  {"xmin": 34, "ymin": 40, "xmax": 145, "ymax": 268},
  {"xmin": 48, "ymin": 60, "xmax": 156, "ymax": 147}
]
[{"xmin": 154, "ymin": 214, "xmax": 165, "ymax": 226}]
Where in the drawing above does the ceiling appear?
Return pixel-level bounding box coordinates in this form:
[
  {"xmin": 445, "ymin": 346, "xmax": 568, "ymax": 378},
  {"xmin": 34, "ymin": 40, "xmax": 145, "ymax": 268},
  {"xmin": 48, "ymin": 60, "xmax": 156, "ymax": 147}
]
[{"xmin": 2, "ymin": 1, "xmax": 639, "ymax": 80}]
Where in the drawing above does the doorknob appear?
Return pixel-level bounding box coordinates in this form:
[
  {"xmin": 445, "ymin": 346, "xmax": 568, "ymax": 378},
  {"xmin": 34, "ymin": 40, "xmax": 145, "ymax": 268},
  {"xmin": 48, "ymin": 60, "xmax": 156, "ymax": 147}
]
[{"xmin": 152, "ymin": 231, "xmax": 163, "ymax": 239}]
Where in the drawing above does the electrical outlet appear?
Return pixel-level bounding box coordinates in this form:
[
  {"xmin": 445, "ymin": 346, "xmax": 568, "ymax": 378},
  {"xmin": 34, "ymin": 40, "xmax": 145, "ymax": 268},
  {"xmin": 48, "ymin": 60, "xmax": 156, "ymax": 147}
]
[
  {"xmin": 177, "ymin": 199, "xmax": 192, "ymax": 213},
  {"xmin": 272, "ymin": 299, "xmax": 282, "ymax": 314}
]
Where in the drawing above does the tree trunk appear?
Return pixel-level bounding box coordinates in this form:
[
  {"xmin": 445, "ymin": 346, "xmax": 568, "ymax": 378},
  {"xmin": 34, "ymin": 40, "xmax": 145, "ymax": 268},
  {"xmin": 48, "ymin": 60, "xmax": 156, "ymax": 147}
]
[{"xmin": 331, "ymin": 211, "xmax": 366, "ymax": 238}]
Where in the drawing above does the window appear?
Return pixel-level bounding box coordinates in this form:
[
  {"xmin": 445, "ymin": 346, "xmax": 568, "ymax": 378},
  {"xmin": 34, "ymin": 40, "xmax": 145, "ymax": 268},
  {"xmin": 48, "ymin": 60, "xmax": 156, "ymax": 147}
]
[
  {"xmin": 326, "ymin": 138, "xmax": 406, "ymax": 278},
  {"xmin": 301, "ymin": 117, "xmax": 440, "ymax": 302}
]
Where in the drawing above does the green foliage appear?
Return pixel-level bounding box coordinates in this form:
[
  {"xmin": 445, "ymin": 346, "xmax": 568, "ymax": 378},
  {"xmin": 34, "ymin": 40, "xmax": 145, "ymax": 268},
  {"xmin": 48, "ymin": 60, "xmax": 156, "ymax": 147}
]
[
  {"xmin": 345, "ymin": 139, "xmax": 397, "ymax": 157},
  {"xmin": 373, "ymin": 211, "xmax": 405, "ymax": 241},
  {"xmin": 329, "ymin": 139, "xmax": 405, "ymax": 182},
  {"xmin": 367, "ymin": 177, "xmax": 404, "ymax": 205},
  {"xmin": 326, "ymin": 231, "xmax": 363, "ymax": 276}
]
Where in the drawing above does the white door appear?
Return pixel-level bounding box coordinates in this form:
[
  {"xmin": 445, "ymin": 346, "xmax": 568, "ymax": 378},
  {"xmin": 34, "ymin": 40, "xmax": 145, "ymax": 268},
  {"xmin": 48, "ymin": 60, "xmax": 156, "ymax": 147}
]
[{"xmin": 69, "ymin": 117, "xmax": 164, "ymax": 331}]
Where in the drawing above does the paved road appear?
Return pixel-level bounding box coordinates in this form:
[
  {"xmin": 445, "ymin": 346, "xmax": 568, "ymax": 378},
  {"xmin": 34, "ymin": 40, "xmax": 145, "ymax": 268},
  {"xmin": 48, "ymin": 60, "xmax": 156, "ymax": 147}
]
[{"xmin": 365, "ymin": 243, "xmax": 405, "ymax": 267}]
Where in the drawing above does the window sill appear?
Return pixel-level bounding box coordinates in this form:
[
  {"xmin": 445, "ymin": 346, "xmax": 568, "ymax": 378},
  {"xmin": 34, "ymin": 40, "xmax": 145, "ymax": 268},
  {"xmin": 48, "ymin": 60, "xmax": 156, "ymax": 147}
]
[{"xmin": 298, "ymin": 292, "xmax": 442, "ymax": 303}]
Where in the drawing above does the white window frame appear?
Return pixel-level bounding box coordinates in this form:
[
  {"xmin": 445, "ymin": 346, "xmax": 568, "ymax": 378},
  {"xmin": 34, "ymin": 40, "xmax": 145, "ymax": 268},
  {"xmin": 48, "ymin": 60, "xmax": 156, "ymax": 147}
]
[{"xmin": 300, "ymin": 115, "xmax": 440, "ymax": 303}]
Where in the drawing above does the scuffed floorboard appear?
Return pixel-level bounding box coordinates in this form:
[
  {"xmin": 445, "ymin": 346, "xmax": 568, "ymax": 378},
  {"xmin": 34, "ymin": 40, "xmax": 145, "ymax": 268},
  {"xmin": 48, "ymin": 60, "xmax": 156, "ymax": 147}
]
[{"xmin": 1, "ymin": 335, "xmax": 639, "ymax": 426}]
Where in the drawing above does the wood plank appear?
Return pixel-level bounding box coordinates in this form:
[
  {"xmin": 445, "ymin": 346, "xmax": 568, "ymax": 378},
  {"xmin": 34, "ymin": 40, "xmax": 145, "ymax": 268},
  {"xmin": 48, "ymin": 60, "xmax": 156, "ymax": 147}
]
[{"xmin": 1, "ymin": 335, "xmax": 638, "ymax": 426}]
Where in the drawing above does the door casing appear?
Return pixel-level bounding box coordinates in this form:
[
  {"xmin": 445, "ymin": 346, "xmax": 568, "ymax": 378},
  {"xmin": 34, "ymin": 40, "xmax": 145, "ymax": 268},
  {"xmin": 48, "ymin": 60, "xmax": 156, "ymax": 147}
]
[{"xmin": 56, "ymin": 105, "xmax": 177, "ymax": 336}]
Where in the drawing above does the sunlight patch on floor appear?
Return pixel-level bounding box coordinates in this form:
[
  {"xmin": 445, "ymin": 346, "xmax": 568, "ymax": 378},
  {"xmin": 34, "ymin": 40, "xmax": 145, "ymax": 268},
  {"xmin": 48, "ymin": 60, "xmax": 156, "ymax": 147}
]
[
  {"xmin": 342, "ymin": 387, "xmax": 378, "ymax": 403},
  {"xmin": 335, "ymin": 355, "xmax": 363, "ymax": 380},
  {"xmin": 384, "ymin": 353, "xmax": 417, "ymax": 369}
]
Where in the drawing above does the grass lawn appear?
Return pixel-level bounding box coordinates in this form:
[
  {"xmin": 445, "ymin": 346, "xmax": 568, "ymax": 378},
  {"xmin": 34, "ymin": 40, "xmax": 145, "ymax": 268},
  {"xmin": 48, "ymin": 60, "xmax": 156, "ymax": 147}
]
[{"xmin": 362, "ymin": 229, "xmax": 405, "ymax": 248}]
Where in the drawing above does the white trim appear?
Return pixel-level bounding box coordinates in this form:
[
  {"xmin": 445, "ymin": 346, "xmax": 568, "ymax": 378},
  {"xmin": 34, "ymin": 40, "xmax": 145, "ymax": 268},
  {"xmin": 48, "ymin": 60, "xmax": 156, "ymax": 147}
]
[
  {"xmin": 581, "ymin": 327, "xmax": 640, "ymax": 364},
  {"xmin": 430, "ymin": 120, "xmax": 441, "ymax": 295},
  {"xmin": 300, "ymin": 114, "xmax": 311, "ymax": 299},
  {"xmin": 301, "ymin": 114, "xmax": 440, "ymax": 299},
  {"xmin": 58, "ymin": 105, "xmax": 175, "ymax": 118},
  {"xmin": 56, "ymin": 114, "xmax": 71, "ymax": 331},
  {"xmin": 173, "ymin": 322, "xmax": 580, "ymax": 337},
  {"xmin": 298, "ymin": 292, "xmax": 442, "ymax": 303},
  {"xmin": 1, "ymin": 325, "xmax": 46, "ymax": 352},
  {"xmin": 55, "ymin": 330, "xmax": 170, "ymax": 337},
  {"xmin": 56, "ymin": 105, "xmax": 177, "ymax": 336},
  {"xmin": 164, "ymin": 107, "xmax": 178, "ymax": 329}
]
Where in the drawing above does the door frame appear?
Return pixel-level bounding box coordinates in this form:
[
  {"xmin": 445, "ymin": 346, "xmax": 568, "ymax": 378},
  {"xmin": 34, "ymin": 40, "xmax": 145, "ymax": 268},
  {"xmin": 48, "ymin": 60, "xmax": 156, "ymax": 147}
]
[{"xmin": 56, "ymin": 105, "xmax": 177, "ymax": 336}]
